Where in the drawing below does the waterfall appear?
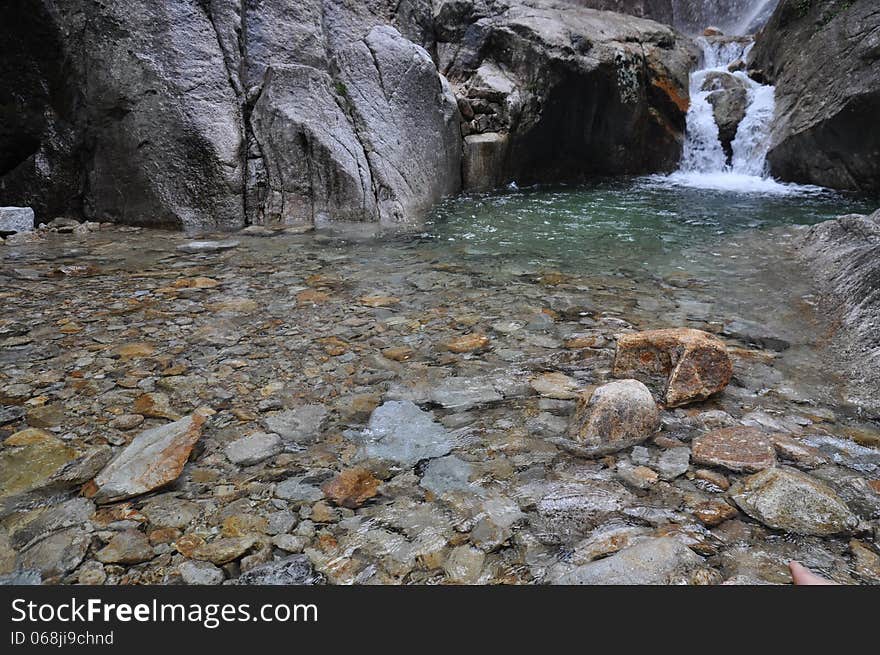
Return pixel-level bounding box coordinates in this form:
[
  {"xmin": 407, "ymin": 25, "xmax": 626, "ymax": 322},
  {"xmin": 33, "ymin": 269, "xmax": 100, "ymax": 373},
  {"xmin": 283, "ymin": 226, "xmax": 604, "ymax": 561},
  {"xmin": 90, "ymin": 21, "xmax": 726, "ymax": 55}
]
[{"xmin": 665, "ymin": 35, "xmax": 800, "ymax": 194}]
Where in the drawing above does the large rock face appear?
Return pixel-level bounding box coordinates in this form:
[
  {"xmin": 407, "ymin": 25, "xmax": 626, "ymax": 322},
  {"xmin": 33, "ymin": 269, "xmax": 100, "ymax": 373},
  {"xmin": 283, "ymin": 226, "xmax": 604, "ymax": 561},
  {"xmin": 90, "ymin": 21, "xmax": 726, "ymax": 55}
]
[
  {"xmin": 0, "ymin": 0, "xmax": 460, "ymax": 229},
  {"xmin": 796, "ymin": 209, "xmax": 880, "ymax": 414},
  {"xmin": 437, "ymin": 0, "xmax": 698, "ymax": 190},
  {"xmin": 749, "ymin": 0, "xmax": 880, "ymax": 192}
]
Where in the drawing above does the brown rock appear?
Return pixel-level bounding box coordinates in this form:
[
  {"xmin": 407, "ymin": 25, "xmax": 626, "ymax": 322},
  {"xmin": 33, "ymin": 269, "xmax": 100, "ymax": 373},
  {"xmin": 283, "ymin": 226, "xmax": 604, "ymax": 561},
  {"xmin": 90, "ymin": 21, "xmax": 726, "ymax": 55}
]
[
  {"xmin": 613, "ymin": 328, "xmax": 732, "ymax": 407},
  {"xmin": 85, "ymin": 413, "xmax": 205, "ymax": 503},
  {"xmin": 850, "ymin": 540, "xmax": 880, "ymax": 583},
  {"xmin": 770, "ymin": 433, "xmax": 827, "ymax": 468},
  {"xmin": 321, "ymin": 468, "xmax": 381, "ymax": 509},
  {"xmin": 692, "ymin": 427, "xmax": 777, "ymax": 473},
  {"xmin": 25, "ymin": 405, "xmax": 65, "ymax": 428},
  {"xmin": 109, "ymin": 414, "xmax": 145, "ymax": 431},
  {"xmin": 114, "ymin": 342, "xmax": 156, "ymax": 360},
  {"xmin": 530, "ymin": 372, "xmax": 580, "ymax": 399},
  {"xmin": 191, "ymin": 536, "xmax": 258, "ymax": 565},
  {"xmin": 221, "ymin": 514, "xmax": 269, "ymax": 537},
  {"xmin": 444, "ymin": 334, "xmax": 490, "ymax": 353},
  {"xmin": 693, "ymin": 499, "xmax": 738, "ymax": 527},
  {"xmin": 382, "ymin": 346, "xmax": 414, "ymax": 362},
  {"xmin": 148, "ymin": 527, "xmax": 181, "ymax": 546},
  {"xmin": 695, "ymin": 468, "xmax": 730, "ymax": 491},
  {"xmin": 133, "ymin": 392, "xmax": 180, "ymax": 420},
  {"xmin": 359, "ymin": 295, "xmax": 400, "ymax": 308},
  {"xmin": 96, "ymin": 529, "xmax": 154, "ymax": 564},
  {"xmin": 174, "ymin": 534, "xmax": 205, "ymax": 558}
]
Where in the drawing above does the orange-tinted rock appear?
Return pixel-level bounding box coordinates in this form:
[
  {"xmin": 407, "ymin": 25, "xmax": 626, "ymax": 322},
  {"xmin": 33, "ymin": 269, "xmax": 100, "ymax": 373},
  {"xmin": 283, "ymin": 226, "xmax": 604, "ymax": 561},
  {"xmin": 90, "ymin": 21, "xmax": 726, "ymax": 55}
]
[
  {"xmin": 692, "ymin": 427, "xmax": 776, "ymax": 473},
  {"xmin": 321, "ymin": 468, "xmax": 381, "ymax": 509},
  {"xmin": 693, "ymin": 499, "xmax": 738, "ymax": 527},
  {"xmin": 382, "ymin": 346, "xmax": 414, "ymax": 362},
  {"xmin": 613, "ymin": 328, "xmax": 732, "ymax": 407},
  {"xmin": 86, "ymin": 413, "xmax": 205, "ymax": 503},
  {"xmin": 695, "ymin": 468, "xmax": 730, "ymax": 490},
  {"xmin": 770, "ymin": 433, "xmax": 827, "ymax": 468},
  {"xmin": 133, "ymin": 392, "xmax": 180, "ymax": 420},
  {"xmin": 444, "ymin": 333, "xmax": 490, "ymax": 353},
  {"xmin": 359, "ymin": 295, "xmax": 400, "ymax": 308}
]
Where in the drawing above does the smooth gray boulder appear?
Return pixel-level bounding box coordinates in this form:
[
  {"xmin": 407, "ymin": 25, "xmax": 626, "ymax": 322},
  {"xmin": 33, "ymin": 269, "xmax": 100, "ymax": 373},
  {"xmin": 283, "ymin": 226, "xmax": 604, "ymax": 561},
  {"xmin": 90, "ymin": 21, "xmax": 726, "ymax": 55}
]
[
  {"xmin": 554, "ymin": 536, "xmax": 705, "ymax": 584},
  {"xmin": 0, "ymin": 207, "xmax": 34, "ymax": 234},
  {"xmin": 796, "ymin": 209, "xmax": 880, "ymax": 413},
  {"xmin": 357, "ymin": 401, "xmax": 453, "ymax": 467}
]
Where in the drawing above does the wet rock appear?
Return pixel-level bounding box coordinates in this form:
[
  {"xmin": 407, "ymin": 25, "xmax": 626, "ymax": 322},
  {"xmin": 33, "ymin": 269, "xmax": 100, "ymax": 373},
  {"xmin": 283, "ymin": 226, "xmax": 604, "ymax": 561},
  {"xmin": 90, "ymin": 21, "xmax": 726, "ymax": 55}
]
[
  {"xmin": 275, "ymin": 477, "xmax": 324, "ymax": 503},
  {"xmin": 568, "ymin": 380, "xmax": 659, "ymax": 457},
  {"xmin": 0, "ymin": 207, "xmax": 34, "ymax": 234},
  {"xmin": 191, "ymin": 536, "xmax": 258, "ymax": 565},
  {"xmin": 554, "ymin": 537, "xmax": 704, "ymax": 585},
  {"xmin": 76, "ymin": 561, "xmax": 107, "ymax": 585},
  {"xmin": 10, "ymin": 497, "xmax": 95, "ymax": 550},
  {"xmin": 429, "ymin": 378, "xmax": 502, "ymax": 410},
  {"xmin": 321, "ymin": 468, "xmax": 380, "ymax": 509},
  {"xmin": 695, "ymin": 468, "xmax": 730, "ymax": 491},
  {"xmin": 179, "ymin": 559, "xmax": 225, "ymax": 585},
  {"xmin": 616, "ymin": 463, "xmax": 659, "ymax": 489},
  {"xmin": 526, "ymin": 412, "xmax": 569, "ymax": 437},
  {"xmin": 96, "ymin": 529, "xmax": 154, "ymax": 565},
  {"xmin": 16, "ymin": 527, "xmax": 90, "ymax": 579},
  {"xmin": 0, "ymin": 570, "xmax": 42, "ymax": 586},
  {"xmin": 534, "ymin": 478, "xmax": 635, "ymax": 539},
  {"xmin": 141, "ymin": 496, "xmax": 200, "ymax": 529},
  {"xmin": 0, "ymin": 428, "xmax": 78, "ymax": 504},
  {"xmin": 693, "ymin": 499, "xmax": 738, "ymax": 527},
  {"xmin": 236, "ymin": 555, "xmax": 322, "ymax": 585},
  {"xmin": 177, "ymin": 240, "xmax": 240, "ymax": 254},
  {"xmin": 355, "ymin": 401, "xmax": 452, "ymax": 467},
  {"xmin": 263, "ymin": 405, "xmax": 328, "ymax": 445},
  {"xmin": 224, "ymin": 432, "xmax": 283, "ymax": 466},
  {"xmin": 133, "ymin": 393, "xmax": 180, "ymax": 420},
  {"xmin": 730, "ymin": 467, "xmax": 859, "ymax": 536},
  {"xmin": 809, "ymin": 466, "xmax": 880, "ymax": 521},
  {"xmin": 613, "ymin": 328, "xmax": 732, "ymax": 407},
  {"xmin": 530, "ymin": 373, "xmax": 580, "ymax": 400},
  {"xmin": 85, "ymin": 413, "xmax": 206, "ymax": 503},
  {"xmin": 0, "ymin": 406, "xmax": 25, "ymax": 426},
  {"xmin": 770, "ymin": 433, "xmax": 827, "ymax": 469},
  {"xmin": 692, "ymin": 427, "xmax": 777, "ymax": 473},
  {"xmin": 849, "ymin": 540, "xmax": 880, "ymax": 583},
  {"xmin": 109, "ymin": 414, "xmax": 145, "ymax": 431},
  {"xmin": 420, "ymin": 456, "xmax": 474, "ymax": 496},
  {"xmin": 656, "ymin": 447, "xmax": 691, "ymax": 480},
  {"xmin": 443, "ymin": 334, "xmax": 490, "ymax": 353},
  {"xmin": 443, "ymin": 545, "xmax": 485, "ymax": 584}
]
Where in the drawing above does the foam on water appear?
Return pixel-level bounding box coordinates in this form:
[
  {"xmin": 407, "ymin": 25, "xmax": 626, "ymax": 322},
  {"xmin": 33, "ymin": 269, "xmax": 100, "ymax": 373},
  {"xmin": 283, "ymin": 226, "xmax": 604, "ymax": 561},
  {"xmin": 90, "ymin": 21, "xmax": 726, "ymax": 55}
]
[{"xmin": 665, "ymin": 33, "xmax": 808, "ymax": 195}]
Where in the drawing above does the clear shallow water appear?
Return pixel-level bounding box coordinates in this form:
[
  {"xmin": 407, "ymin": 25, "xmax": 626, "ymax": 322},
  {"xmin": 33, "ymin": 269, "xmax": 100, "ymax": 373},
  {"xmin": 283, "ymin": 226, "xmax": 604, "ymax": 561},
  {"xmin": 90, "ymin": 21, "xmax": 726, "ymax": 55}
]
[{"xmin": 426, "ymin": 179, "xmax": 876, "ymax": 276}]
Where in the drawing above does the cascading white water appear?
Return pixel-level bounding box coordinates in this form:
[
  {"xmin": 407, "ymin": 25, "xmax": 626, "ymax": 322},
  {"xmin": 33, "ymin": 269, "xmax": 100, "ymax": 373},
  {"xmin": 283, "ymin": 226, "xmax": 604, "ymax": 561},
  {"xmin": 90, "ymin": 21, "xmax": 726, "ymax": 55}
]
[{"xmin": 664, "ymin": 35, "xmax": 810, "ymax": 194}]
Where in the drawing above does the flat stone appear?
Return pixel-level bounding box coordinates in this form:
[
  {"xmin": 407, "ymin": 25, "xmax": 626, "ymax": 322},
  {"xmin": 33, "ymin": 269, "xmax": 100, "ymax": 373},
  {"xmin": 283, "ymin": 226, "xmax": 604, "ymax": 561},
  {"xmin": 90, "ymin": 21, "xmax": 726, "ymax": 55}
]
[
  {"xmin": 235, "ymin": 555, "xmax": 322, "ymax": 585},
  {"xmin": 692, "ymin": 427, "xmax": 776, "ymax": 473},
  {"xmin": 321, "ymin": 468, "xmax": 381, "ymax": 508},
  {"xmin": 191, "ymin": 536, "xmax": 258, "ymax": 565},
  {"xmin": 530, "ymin": 372, "xmax": 580, "ymax": 399},
  {"xmin": 10, "ymin": 497, "xmax": 95, "ymax": 550},
  {"xmin": 443, "ymin": 333, "xmax": 490, "ymax": 353},
  {"xmin": 109, "ymin": 414, "xmax": 145, "ymax": 431},
  {"xmin": 568, "ymin": 380, "xmax": 659, "ymax": 456},
  {"xmin": 176, "ymin": 239, "xmax": 240, "ymax": 253},
  {"xmin": 555, "ymin": 537, "xmax": 704, "ymax": 585},
  {"xmin": 770, "ymin": 433, "xmax": 828, "ymax": 468},
  {"xmin": 96, "ymin": 529, "xmax": 154, "ymax": 564},
  {"xmin": 429, "ymin": 378, "xmax": 502, "ymax": 410},
  {"xmin": 141, "ymin": 496, "xmax": 201, "ymax": 529},
  {"xmin": 0, "ymin": 428, "xmax": 77, "ymax": 501},
  {"xmin": 179, "ymin": 559, "xmax": 225, "ymax": 585},
  {"xmin": 16, "ymin": 527, "xmax": 90, "ymax": 579},
  {"xmin": 263, "ymin": 405, "xmax": 328, "ymax": 444},
  {"xmin": 692, "ymin": 499, "xmax": 739, "ymax": 527},
  {"xmin": 133, "ymin": 392, "xmax": 180, "ymax": 420},
  {"xmin": 420, "ymin": 456, "xmax": 474, "ymax": 496},
  {"xmin": 656, "ymin": 447, "xmax": 691, "ymax": 480},
  {"xmin": 356, "ymin": 401, "xmax": 452, "ymax": 467},
  {"xmin": 85, "ymin": 413, "xmax": 206, "ymax": 503},
  {"xmin": 616, "ymin": 463, "xmax": 659, "ymax": 489},
  {"xmin": 272, "ymin": 534, "xmax": 307, "ymax": 553},
  {"xmin": 225, "ymin": 432, "xmax": 283, "ymax": 466},
  {"xmin": 275, "ymin": 477, "xmax": 324, "ymax": 502},
  {"xmin": 730, "ymin": 467, "xmax": 859, "ymax": 536},
  {"xmin": 443, "ymin": 545, "xmax": 485, "ymax": 584},
  {"xmin": 613, "ymin": 328, "xmax": 732, "ymax": 407}
]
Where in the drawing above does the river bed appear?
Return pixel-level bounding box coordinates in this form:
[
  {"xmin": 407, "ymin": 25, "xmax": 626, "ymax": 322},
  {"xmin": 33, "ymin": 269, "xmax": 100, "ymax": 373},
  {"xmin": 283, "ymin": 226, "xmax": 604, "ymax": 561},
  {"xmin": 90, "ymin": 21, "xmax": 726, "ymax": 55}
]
[{"xmin": 1, "ymin": 179, "xmax": 879, "ymax": 585}]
